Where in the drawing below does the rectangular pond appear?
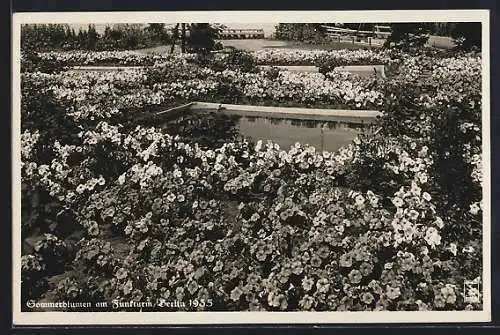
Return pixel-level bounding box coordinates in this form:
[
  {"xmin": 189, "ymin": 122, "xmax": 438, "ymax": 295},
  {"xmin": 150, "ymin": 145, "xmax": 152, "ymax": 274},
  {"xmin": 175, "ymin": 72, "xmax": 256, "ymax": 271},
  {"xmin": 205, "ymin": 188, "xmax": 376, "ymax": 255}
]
[{"xmin": 159, "ymin": 109, "xmax": 373, "ymax": 152}]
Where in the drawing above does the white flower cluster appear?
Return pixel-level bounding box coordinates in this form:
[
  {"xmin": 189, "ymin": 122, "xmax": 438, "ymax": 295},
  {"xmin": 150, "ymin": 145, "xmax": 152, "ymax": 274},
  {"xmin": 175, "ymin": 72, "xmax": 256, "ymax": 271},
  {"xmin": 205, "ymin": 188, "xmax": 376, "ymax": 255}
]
[
  {"xmin": 81, "ymin": 121, "xmax": 122, "ymax": 145},
  {"xmin": 251, "ymin": 49, "xmax": 390, "ymax": 65},
  {"xmin": 129, "ymin": 161, "xmax": 164, "ymax": 189},
  {"xmin": 38, "ymin": 50, "xmax": 169, "ymax": 66},
  {"xmin": 433, "ymin": 56, "xmax": 481, "ymax": 79},
  {"xmin": 242, "ymin": 70, "xmax": 383, "ymax": 107},
  {"xmin": 21, "ymin": 129, "xmax": 40, "ymax": 163},
  {"xmin": 75, "ymin": 176, "xmax": 106, "ymax": 194},
  {"xmin": 123, "ymin": 126, "xmax": 173, "ymax": 163}
]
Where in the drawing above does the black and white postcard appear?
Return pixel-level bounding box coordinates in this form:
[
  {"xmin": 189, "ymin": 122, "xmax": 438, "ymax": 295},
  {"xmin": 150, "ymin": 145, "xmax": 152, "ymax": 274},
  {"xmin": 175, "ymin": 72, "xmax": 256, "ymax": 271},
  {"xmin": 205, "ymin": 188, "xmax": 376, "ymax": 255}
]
[{"xmin": 12, "ymin": 10, "xmax": 491, "ymax": 325}]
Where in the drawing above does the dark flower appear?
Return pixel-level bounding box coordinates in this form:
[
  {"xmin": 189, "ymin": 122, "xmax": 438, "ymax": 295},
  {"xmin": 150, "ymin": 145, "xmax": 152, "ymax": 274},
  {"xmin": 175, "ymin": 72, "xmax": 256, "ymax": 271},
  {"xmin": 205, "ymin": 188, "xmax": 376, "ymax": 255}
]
[
  {"xmin": 316, "ymin": 278, "xmax": 330, "ymax": 293},
  {"xmin": 339, "ymin": 253, "xmax": 353, "ymax": 268},
  {"xmin": 256, "ymin": 250, "xmax": 267, "ymax": 262},
  {"xmin": 88, "ymin": 221, "xmax": 100, "ymax": 236},
  {"xmin": 197, "ymin": 287, "xmax": 209, "ymax": 301},
  {"xmin": 299, "ymin": 295, "xmax": 315, "ymax": 310},
  {"xmin": 302, "ymin": 277, "xmax": 315, "ymax": 292},
  {"xmin": 318, "ymin": 245, "xmax": 330, "ymax": 259},
  {"xmin": 187, "ymin": 280, "xmax": 199, "ymax": 295},
  {"xmin": 359, "ymin": 262, "xmax": 374, "ymax": 276},
  {"xmin": 115, "ymin": 268, "xmax": 128, "ymax": 280},
  {"xmin": 122, "ymin": 280, "xmax": 133, "ymax": 295},
  {"xmin": 230, "ymin": 286, "xmax": 243, "ymax": 302},
  {"xmin": 176, "ymin": 286, "xmax": 185, "ymax": 300},
  {"xmin": 311, "ymin": 255, "xmax": 322, "ymax": 268},
  {"xmin": 386, "ymin": 285, "xmax": 401, "ymax": 300},
  {"xmin": 245, "ymin": 291, "xmax": 256, "ymax": 302},
  {"xmin": 360, "ymin": 292, "xmax": 374, "ymax": 305},
  {"xmin": 131, "ymin": 289, "xmax": 143, "ymax": 302},
  {"xmin": 263, "ymin": 244, "xmax": 273, "ymax": 255},
  {"xmin": 291, "ymin": 260, "xmax": 304, "ymax": 275},
  {"xmin": 348, "ymin": 269, "xmax": 362, "ymax": 284}
]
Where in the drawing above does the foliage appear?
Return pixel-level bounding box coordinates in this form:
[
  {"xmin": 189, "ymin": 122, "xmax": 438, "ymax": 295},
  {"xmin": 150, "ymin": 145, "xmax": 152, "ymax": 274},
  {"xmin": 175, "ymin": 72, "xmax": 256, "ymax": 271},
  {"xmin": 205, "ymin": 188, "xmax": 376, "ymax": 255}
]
[
  {"xmin": 187, "ymin": 24, "xmax": 222, "ymax": 54},
  {"xmin": 384, "ymin": 24, "xmax": 430, "ymax": 51},
  {"xmin": 274, "ymin": 24, "xmax": 327, "ymax": 42},
  {"xmin": 21, "ymin": 23, "xmax": 170, "ymax": 52},
  {"xmin": 144, "ymin": 23, "xmax": 170, "ymax": 44},
  {"xmin": 451, "ymin": 23, "xmax": 482, "ymax": 51}
]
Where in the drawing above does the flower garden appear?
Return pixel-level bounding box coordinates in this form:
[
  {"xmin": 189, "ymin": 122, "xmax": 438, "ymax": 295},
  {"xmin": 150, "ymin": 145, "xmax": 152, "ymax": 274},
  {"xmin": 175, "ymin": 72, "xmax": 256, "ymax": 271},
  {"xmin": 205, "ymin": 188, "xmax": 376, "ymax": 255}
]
[{"xmin": 20, "ymin": 46, "xmax": 483, "ymax": 312}]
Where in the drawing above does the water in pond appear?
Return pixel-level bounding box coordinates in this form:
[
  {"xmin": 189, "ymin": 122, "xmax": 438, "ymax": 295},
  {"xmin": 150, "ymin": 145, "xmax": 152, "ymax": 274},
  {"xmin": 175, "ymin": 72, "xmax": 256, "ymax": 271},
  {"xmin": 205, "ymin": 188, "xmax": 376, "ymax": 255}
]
[{"xmin": 160, "ymin": 110, "xmax": 371, "ymax": 152}]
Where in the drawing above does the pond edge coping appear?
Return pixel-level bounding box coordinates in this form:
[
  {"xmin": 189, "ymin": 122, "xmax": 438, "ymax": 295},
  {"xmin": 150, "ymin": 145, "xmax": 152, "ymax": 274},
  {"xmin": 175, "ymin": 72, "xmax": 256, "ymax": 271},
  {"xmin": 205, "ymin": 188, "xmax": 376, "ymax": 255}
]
[{"xmin": 154, "ymin": 101, "xmax": 382, "ymax": 124}]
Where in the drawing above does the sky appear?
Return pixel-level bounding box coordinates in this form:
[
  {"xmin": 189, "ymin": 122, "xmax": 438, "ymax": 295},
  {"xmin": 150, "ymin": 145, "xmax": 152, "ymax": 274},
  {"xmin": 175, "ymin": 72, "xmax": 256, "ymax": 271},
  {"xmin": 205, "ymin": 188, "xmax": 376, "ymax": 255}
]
[{"xmin": 68, "ymin": 23, "xmax": 278, "ymax": 37}]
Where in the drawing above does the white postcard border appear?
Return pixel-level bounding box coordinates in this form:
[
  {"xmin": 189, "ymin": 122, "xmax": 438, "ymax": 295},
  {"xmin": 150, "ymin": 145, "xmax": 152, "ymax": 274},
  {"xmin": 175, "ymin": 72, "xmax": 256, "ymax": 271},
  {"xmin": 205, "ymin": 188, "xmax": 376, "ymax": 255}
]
[{"xmin": 12, "ymin": 9, "xmax": 492, "ymax": 325}]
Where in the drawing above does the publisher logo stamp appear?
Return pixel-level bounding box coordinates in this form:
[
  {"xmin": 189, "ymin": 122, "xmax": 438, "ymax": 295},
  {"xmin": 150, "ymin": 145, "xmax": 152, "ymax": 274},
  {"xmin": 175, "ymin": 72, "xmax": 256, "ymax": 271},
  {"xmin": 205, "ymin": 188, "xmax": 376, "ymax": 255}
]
[{"xmin": 463, "ymin": 277, "xmax": 481, "ymax": 304}]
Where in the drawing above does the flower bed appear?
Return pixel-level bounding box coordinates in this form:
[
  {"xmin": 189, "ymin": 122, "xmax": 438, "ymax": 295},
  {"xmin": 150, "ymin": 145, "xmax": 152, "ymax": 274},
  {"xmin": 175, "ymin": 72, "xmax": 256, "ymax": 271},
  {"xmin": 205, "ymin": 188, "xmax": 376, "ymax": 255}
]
[
  {"xmin": 36, "ymin": 50, "xmax": 173, "ymax": 66},
  {"xmin": 35, "ymin": 49, "xmax": 393, "ymax": 68},
  {"xmin": 20, "ymin": 50, "xmax": 483, "ymax": 311},
  {"xmin": 251, "ymin": 49, "xmax": 392, "ymax": 66},
  {"xmin": 24, "ymin": 62, "xmax": 383, "ymax": 128}
]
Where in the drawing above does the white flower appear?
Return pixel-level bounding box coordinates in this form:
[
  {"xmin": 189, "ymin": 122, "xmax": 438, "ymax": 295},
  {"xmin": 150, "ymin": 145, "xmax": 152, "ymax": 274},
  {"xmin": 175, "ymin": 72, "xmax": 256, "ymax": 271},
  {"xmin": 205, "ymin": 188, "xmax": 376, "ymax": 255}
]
[
  {"xmin": 448, "ymin": 243, "xmax": 458, "ymax": 256},
  {"xmin": 469, "ymin": 202, "xmax": 481, "ymax": 215},
  {"xmin": 419, "ymin": 173, "xmax": 428, "ymax": 184},
  {"xmin": 462, "ymin": 246, "xmax": 475, "ymax": 254},
  {"xmin": 173, "ymin": 169, "xmax": 183, "ymax": 178},
  {"xmin": 421, "ymin": 246, "xmax": 429, "ymax": 255},
  {"xmin": 422, "ymin": 192, "xmax": 432, "ymax": 201},
  {"xmin": 424, "ymin": 227, "xmax": 441, "ymax": 249},
  {"xmin": 76, "ymin": 184, "xmax": 85, "ymax": 194},
  {"xmin": 392, "ymin": 197, "xmax": 404, "ymax": 208},
  {"xmin": 118, "ymin": 173, "xmax": 126, "ymax": 185},
  {"xmin": 355, "ymin": 195, "xmax": 365, "ymax": 207},
  {"xmin": 410, "ymin": 182, "xmax": 421, "ymax": 196},
  {"xmin": 435, "ymin": 216, "xmax": 444, "ymax": 229}
]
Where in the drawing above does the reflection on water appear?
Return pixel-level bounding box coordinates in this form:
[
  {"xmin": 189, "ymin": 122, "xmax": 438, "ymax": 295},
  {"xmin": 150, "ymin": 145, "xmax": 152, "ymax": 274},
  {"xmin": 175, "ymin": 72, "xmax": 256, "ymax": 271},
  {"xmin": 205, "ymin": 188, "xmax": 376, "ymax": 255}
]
[
  {"xmin": 237, "ymin": 115, "xmax": 364, "ymax": 152},
  {"xmin": 160, "ymin": 109, "xmax": 371, "ymax": 152}
]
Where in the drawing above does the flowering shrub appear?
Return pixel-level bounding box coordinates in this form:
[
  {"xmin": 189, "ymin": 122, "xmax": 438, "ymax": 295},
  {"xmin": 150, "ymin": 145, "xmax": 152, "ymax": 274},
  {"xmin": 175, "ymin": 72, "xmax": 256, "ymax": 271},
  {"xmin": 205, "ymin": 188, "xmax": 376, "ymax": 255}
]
[{"xmin": 20, "ymin": 49, "xmax": 483, "ymax": 311}]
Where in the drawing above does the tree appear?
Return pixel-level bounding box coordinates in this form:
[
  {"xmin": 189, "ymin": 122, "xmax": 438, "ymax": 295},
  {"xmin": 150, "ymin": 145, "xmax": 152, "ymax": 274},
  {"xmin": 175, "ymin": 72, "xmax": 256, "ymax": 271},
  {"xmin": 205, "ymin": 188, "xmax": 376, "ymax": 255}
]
[
  {"xmin": 77, "ymin": 29, "xmax": 88, "ymax": 49},
  {"xmin": 170, "ymin": 23, "xmax": 180, "ymax": 53},
  {"xmin": 187, "ymin": 23, "xmax": 220, "ymax": 54},
  {"xmin": 112, "ymin": 24, "xmax": 144, "ymax": 49},
  {"xmin": 181, "ymin": 23, "xmax": 187, "ymax": 53},
  {"xmin": 274, "ymin": 23, "xmax": 326, "ymax": 41},
  {"xmin": 384, "ymin": 23, "xmax": 430, "ymax": 50},
  {"xmin": 87, "ymin": 24, "xmax": 99, "ymax": 50},
  {"xmin": 451, "ymin": 22, "xmax": 481, "ymax": 51},
  {"xmin": 145, "ymin": 23, "xmax": 168, "ymax": 44}
]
